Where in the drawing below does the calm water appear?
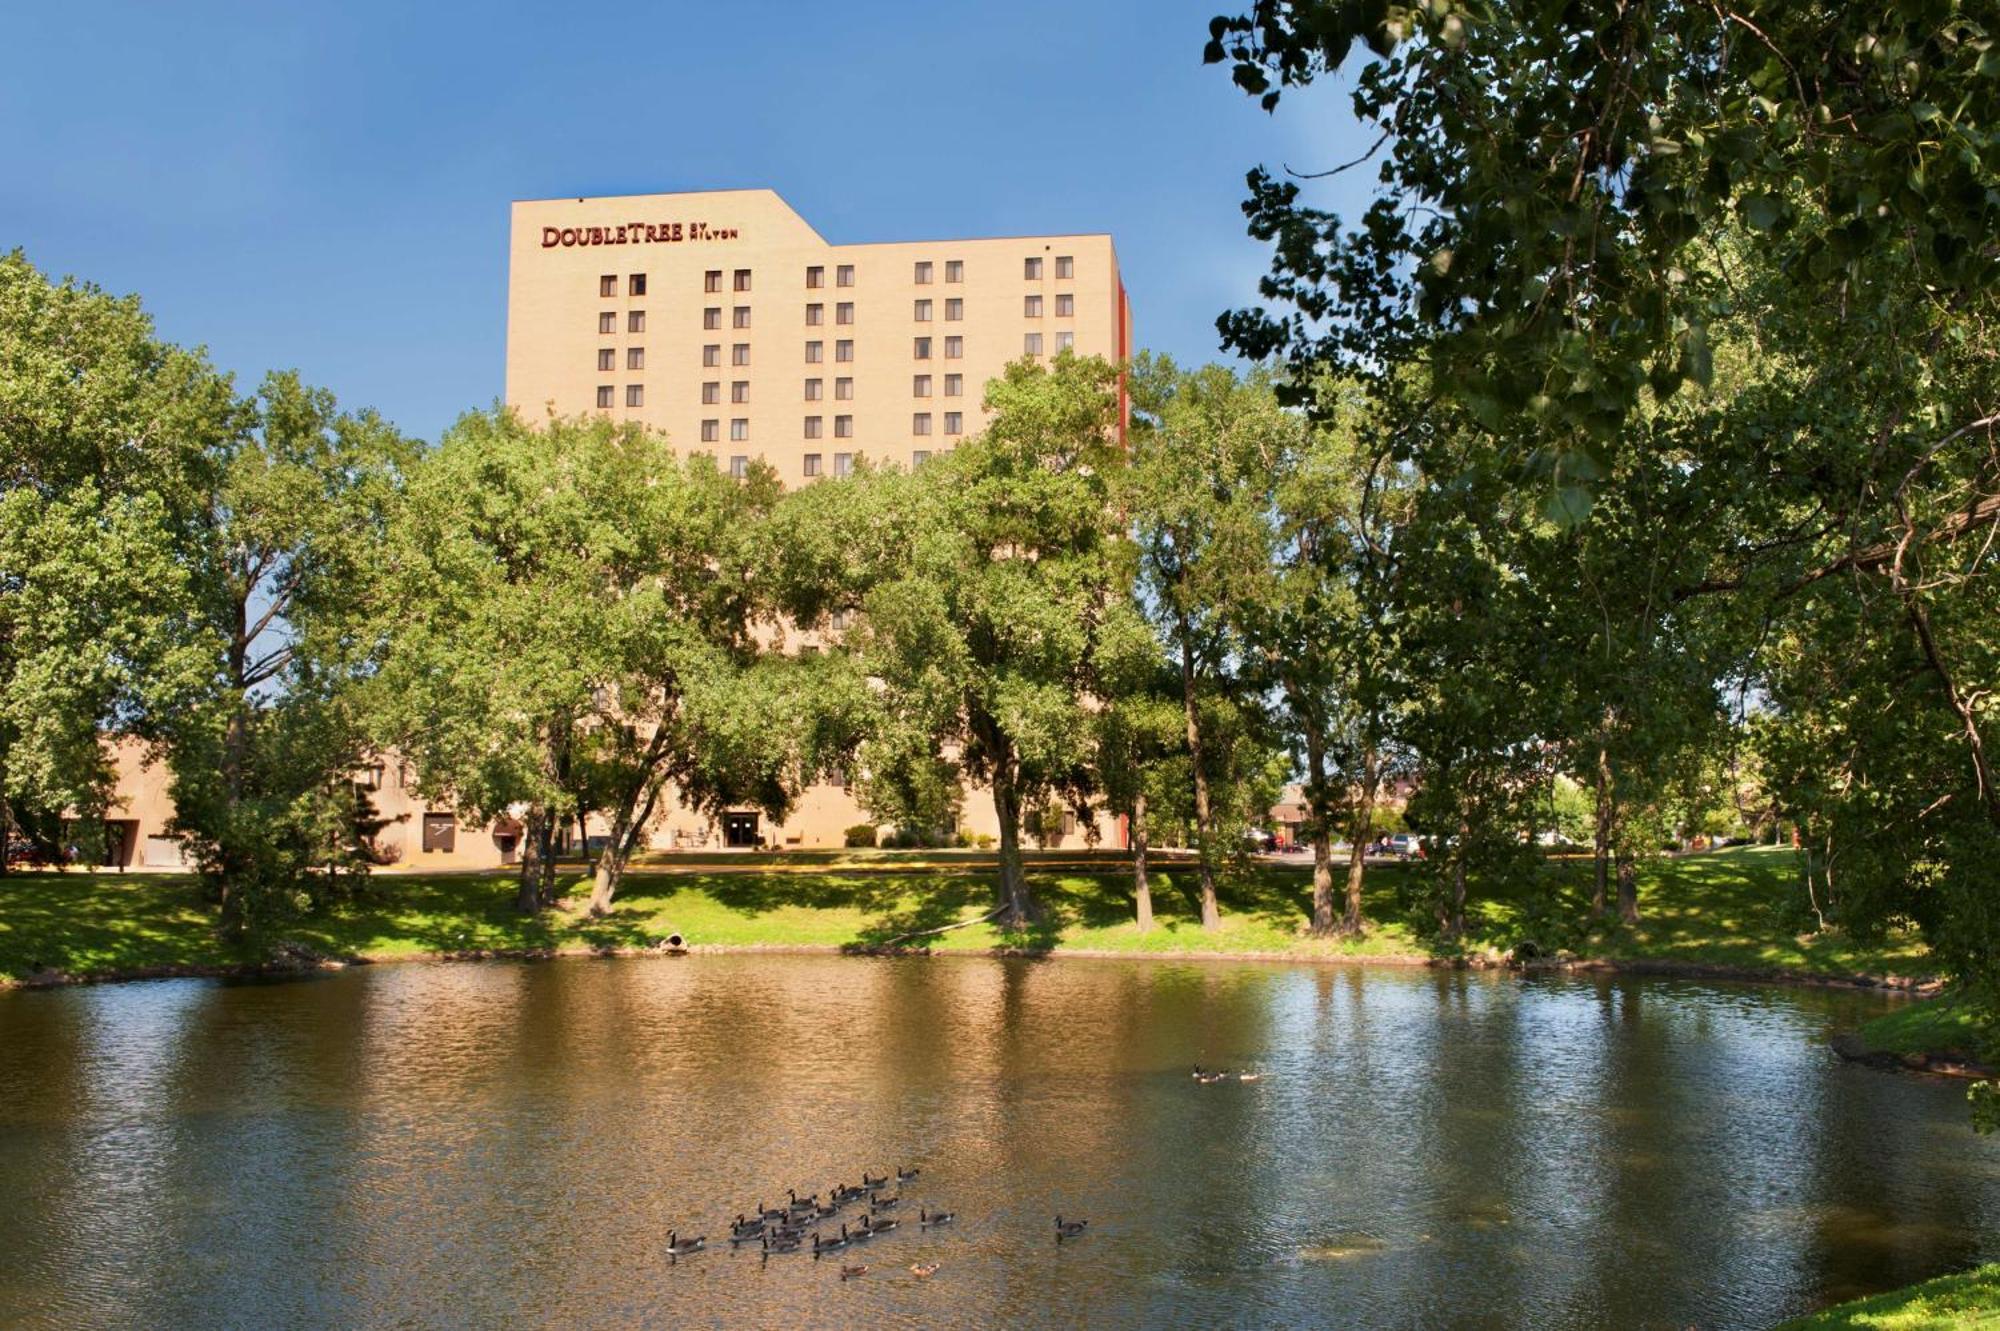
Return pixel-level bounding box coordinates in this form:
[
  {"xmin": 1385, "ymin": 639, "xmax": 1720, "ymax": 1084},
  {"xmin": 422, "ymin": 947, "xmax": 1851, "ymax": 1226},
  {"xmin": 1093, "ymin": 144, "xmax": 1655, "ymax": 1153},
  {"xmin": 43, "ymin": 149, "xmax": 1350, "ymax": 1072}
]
[{"xmin": 1, "ymin": 956, "xmax": 1995, "ymax": 1330}]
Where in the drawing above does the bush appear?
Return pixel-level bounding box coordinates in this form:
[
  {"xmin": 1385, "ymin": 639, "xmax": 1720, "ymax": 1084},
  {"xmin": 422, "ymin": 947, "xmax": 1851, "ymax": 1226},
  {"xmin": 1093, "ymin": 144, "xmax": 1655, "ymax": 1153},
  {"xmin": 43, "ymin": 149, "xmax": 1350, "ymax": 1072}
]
[{"xmin": 843, "ymin": 824, "xmax": 877, "ymax": 848}]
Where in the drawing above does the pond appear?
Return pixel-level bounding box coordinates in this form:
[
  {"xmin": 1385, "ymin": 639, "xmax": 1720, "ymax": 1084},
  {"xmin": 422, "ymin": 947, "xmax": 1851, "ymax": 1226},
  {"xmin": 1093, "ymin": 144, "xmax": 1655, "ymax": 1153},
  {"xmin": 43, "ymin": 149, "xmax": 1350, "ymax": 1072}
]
[{"xmin": 1, "ymin": 956, "xmax": 1994, "ymax": 1329}]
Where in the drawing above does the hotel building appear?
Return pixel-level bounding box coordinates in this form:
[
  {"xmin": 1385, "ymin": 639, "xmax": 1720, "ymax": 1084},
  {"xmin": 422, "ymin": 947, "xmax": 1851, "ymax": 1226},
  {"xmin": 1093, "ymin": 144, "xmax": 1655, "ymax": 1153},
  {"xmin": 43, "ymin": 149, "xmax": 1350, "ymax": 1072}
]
[{"xmin": 80, "ymin": 190, "xmax": 1135, "ymax": 871}]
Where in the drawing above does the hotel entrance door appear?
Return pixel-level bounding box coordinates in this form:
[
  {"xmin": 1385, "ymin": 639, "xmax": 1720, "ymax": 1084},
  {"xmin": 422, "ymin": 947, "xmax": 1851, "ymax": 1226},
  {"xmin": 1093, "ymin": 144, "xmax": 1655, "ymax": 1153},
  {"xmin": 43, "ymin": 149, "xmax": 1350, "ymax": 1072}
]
[{"xmin": 723, "ymin": 812, "xmax": 759, "ymax": 848}]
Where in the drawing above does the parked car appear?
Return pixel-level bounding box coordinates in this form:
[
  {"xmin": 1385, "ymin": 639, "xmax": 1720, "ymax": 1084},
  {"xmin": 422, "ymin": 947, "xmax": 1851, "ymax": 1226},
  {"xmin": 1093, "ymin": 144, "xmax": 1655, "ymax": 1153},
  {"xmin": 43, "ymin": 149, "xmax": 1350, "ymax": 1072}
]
[{"xmin": 1386, "ymin": 833, "xmax": 1424, "ymax": 860}]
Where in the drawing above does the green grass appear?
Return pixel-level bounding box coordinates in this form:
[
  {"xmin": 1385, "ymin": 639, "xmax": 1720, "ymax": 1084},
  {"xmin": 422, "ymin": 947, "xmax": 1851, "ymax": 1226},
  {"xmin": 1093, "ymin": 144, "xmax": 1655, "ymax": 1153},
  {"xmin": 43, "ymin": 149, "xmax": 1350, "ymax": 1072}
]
[
  {"xmin": 1776, "ymin": 1264, "xmax": 2000, "ymax": 1329},
  {"xmin": 0, "ymin": 845, "xmax": 1934, "ymax": 984},
  {"xmin": 1856, "ymin": 998, "xmax": 1996, "ymax": 1063}
]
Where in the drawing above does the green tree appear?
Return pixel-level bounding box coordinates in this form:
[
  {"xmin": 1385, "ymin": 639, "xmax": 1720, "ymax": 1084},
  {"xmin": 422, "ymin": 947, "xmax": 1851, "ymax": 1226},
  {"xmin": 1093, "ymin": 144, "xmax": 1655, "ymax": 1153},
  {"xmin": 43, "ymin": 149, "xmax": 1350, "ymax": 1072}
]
[{"xmin": 856, "ymin": 352, "xmax": 1131, "ymax": 927}]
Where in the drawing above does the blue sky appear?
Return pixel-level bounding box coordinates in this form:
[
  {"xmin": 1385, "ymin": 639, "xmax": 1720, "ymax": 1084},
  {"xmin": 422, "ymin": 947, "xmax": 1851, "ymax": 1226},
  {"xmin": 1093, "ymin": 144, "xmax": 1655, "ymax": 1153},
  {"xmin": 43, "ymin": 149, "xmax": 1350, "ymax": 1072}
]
[{"xmin": 6, "ymin": 0, "xmax": 1370, "ymax": 443}]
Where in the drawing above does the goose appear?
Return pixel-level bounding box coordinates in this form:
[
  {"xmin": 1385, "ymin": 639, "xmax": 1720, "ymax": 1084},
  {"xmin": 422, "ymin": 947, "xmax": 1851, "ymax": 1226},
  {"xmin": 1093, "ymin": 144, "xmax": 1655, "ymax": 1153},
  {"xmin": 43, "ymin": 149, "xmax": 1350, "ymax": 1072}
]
[
  {"xmin": 810, "ymin": 1200, "xmax": 839, "ymax": 1218},
  {"xmin": 762, "ymin": 1232, "xmax": 801, "ymax": 1254},
  {"xmin": 862, "ymin": 1171, "xmax": 889, "ymax": 1190},
  {"xmin": 862, "ymin": 1215, "xmax": 899, "ymax": 1235},
  {"xmin": 813, "ymin": 1227, "xmax": 851, "ymax": 1256},
  {"xmin": 1238, "ymin": 1072, "xmax": 1262, "ymax": 1082},
  {"xmin": 1196, "ymin": 1069, "xmax": 1228, "ymax": 1085},
  {"xmin": 788, "ymin": 1189, "xmax": 819, "ymax": 1212},
  {"xmin": 833, "ymin": 1182, "xmax": 866, "ymax": 1203},
  {"xmin": 920, "ymin": 1207, "xmax": 955, "ymax": 1227},
  {"xmin": 896, "ymin": 1165, "xmax": 921, "ymax": 1183},
  {"xmin": 870, "ymin": 1194, "xmax": 901, "ymax": 1211},
  {"xmin": 840, "ymin": 1264, "xmax": 869, "ymax": 1280},
  {"xmin": 758, "ymin": 1201, "xmax": 789, "ymax": 1222},
  {"xmin": 909, "ymin": 1262, "xmax": 939, "ymax": 1278},
  {"xmin": 667, "ymin": 1231, "xmax": 706, "ymax": 1256},
  {"xmin": 730, "ymin": 1214, "xmax": 766, "ymax": 1236},
  {"xmin": 1055, "ymin": 1216, "xmax": 1088, "ymax": 1239}
]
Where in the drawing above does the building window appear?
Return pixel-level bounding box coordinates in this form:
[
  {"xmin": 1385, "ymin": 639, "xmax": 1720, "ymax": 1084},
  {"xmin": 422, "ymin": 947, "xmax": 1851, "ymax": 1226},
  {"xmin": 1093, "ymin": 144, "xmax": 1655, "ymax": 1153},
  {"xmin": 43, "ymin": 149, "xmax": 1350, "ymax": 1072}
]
[
  {"xmin": 598, "ymin": 312, "xmax": 617, "ymax": 334},
  {"xmin": 806, "ymin": 340, "xmax": 824, "ymax": 363},
  {"xmin": 805, "ymin": 415, "xmax": 823, "ymax": 439},
  {"xmin": 705, "ymin": 270, "xmax": 723, "ymax": 293},
  {"xmin": 730, "ymin": 418, "xmax": 748, "ymax": 442},
  {"xmin": 836, "ymin": 339, "xmax": 854, "ymax": 363},
  {"xmin": 836, "ymin": 302, "xmax": 854, "ymax": 325},
  {"xmin": 597, "ymin": 348, "xmax": 615, "ymax": 372},
  {"xmin": 914, "ymin": 299, "xmax": 932, "ymax": 322},
  {"xmin": 627, "ymin": 347, "xmax": 644, "ymax": 371},
  {"xmin": 914, "ymin": 260, "xmax": 933, "ymax": 284},
  {"xmin": 628, "ymin": 310, "xmax": 646, "ymax": 333},
  {"xmin": 804, "ymin": 452, "xmax": 822, "ymax": 477},
  {"xmin": 835, "ymin": 377, "xmax": 853, "ymax": 400},
  {"xmin": 1024, "ymin": 333, "xmax": 1044, "ymax": 356},
  {"xmin": 704, "ymin": 307, "xmax": 722, "ymax": 330},
  {"xmin": 834, "ymin": 415, "xmax": 853, "ymax": 438},
  {"xmin": 731, "ymin": 380, "xmax": 749, "ymax": 404},
  {"xmin": 806, "ymin": 303, "xmax": 824, "ymax": 326},
  {"xmin": 805, "ymin": 378, "xmax": 823, "ymax": 401},
  {"xmin": 701, "ymin": 419, "xmax": 719, "ymax": 442},
  {"xmin": 806, "ymin": 265, "xmax": 824, "ymax": 289},
  {"xmin": 945, "ymin": 297, "xmax": 963, "ymax": 321},
  {"xmin": 836, "ymin": 264, "xmax": 855, "ymax": 287},
  {"xmin": 913, "ymin": 337, "xmax": 932, "ymax": 359},
  {"xmin": 596, "ymin": 385, "xmax": 614, "ymax": 409},
  {"xmin": 1055, "ymin": 255, "xmax": 1074, "ymax": 279},
  {"xmin": 1056, "ymin": 330, "xmax": 1075, "ymax": 351},
  {"xmin": 730, "ymin": 454, "xmax": 748, "ymax": 478},
  {"xmin": 703, "ymin": 344, "xmax": 721, "ymax": 367},
  {"xmin": 913, "ymin": 374, "xmax": 932, "ymax": 397},
  {"xmin": 945, "ymin": 259, "xmax": 964, "ymax": 283},
  {"xmin": 629, "ymin": 273, "xmax": 647, "ymax": 296},
  {"xmin": 626, "ymin": 384, "xmax": 644, "ymax": 407},
  {"xmin": 944, "ymin": 373, "xmax": 963, "ymax": 397},
  {"xmin": 733, "ymin": 306, "xmax": 752, "ymax": 329},
  {"xmin": 702, "ymin": 381, "xmax": 720, "ymax": 405},
  {"xmin": 912, "ymin": 449, "xmax": 932, "ymax": 467},
  {"xmin": 422, "ymin": 812, "xmax": 457, "ymax": 852},
  {"xmin": 1025, "ymin": 256, "xmax": 1043, "ymax": 279},
  {"xmin": 599, "ymin": 275, "xmax": 618, "ymax": 297},
  {"xmin": 945, "ymin": 411, "xmax": 963, "ymax": 435},
  {"xmin": 1055, "ymin": 293, "xmax": 1074, "ymax": 318},
  {"xmin": 734, "ymin": 269, "xmax": 751, "ymax": 292},
  {"xmin": 833, "ymin": 451, "xmax": 853, "ymax": 476},
  {"xmin": 1025, "ymin": 295, "xmax": 1044, "ymax": 318},
  {"xmin": 913, "ymin": 412, "xmax": 932, "ymax": 436},
  {"xmin": 732, "ymin": 343, "xmax": 750, "ymax": 366}
]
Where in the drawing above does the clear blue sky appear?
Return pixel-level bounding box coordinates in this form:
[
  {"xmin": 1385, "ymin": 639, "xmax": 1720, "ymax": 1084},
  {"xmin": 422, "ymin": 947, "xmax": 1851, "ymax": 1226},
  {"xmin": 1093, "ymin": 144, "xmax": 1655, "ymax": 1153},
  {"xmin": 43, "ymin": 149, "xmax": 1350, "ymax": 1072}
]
[{"xmin": 6, "ymin": 0, "xmax": 1369, "ymax": 443}]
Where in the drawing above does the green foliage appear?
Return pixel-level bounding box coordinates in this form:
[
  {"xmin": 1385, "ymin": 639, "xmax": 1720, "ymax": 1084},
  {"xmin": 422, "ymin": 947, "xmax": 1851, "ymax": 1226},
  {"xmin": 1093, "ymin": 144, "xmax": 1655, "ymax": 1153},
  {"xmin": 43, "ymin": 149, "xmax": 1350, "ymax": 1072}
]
[
  {"xmin": 844, "ymin": 824, "xmax": 878, "ymax": 849},
  {"xmin": 1773, "ymin": 1262, "xmax": 2000, "ymax": 1329}
]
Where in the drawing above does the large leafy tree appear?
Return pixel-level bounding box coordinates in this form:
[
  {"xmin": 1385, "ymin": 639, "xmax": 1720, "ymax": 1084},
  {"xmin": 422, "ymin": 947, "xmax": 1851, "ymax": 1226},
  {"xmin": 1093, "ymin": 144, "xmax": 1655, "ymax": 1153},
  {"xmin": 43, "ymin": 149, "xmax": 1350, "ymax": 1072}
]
[
  {"xmin": 857, "ymin": 352, "xmax": 1133, "ymax": 927},
  {"xmin": 160, "ymin": 371, "xmax": 416, "ymax": 928},
  {"xmin": 0, "ymin": 252, "xmax": 228, "ymax": 869}
]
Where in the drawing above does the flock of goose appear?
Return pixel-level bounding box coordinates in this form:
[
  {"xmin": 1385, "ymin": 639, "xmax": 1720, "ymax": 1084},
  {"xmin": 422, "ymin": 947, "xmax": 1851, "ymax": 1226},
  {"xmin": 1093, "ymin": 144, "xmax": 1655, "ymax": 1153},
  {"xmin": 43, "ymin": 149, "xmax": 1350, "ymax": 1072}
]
[{"xmin": 668, "ymin": 1166, "xmax": 1085, "ymax": 1281}]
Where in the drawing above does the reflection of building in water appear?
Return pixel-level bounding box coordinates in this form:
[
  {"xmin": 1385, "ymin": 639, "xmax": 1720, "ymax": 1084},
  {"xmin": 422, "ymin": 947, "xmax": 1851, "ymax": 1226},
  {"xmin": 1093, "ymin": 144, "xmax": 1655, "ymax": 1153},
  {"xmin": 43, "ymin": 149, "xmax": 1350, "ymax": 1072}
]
[{"xmin": 86, "ymin": 190, "xmax": 1133, "ymax": 869}]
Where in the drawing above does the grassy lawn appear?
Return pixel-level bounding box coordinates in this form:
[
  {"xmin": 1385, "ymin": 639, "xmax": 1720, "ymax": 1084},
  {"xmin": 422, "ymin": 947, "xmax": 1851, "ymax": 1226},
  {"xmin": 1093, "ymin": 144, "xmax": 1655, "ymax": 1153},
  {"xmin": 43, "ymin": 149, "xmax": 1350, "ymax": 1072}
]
[
  {"xmin": 1857, "ymin": 997, "xmax": 1997, "ymax": 1064},
  {"xmin": 1776, "ymin": 1264, "xmax": 2000, "ymax": 1329},
  {"xmin": 0, "ymin": 845, "xmax": 1935, "ymax": 986}
]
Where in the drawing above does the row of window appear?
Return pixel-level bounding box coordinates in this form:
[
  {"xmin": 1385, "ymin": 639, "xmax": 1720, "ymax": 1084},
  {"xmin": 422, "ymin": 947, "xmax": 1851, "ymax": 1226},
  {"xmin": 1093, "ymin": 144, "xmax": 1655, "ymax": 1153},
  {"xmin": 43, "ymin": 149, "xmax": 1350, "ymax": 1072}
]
[
  {"xmin": 601, "ymin": 374, "xmax": 969, "ymax": 408},
  {"xmin": 673, "ymin": 293, "xmax": 1077, "ymax": 333},
  {"xmin": 794, "ymin": 451, "xmax": 935, "ymax": 479},
  {"xmin": 601, "ymin": 310, "xmax": 646, "ymax": 333},
  {"xmin": 700, "ymin": 413, "xmax": 964, "ymax": 442},
  {"xmin": 597, "ymin": 385, "xmax": 646, "ymax": 408},
  {"xmin": 598, "ymin": 254, "xmax": 1076, "ymax": 301}
]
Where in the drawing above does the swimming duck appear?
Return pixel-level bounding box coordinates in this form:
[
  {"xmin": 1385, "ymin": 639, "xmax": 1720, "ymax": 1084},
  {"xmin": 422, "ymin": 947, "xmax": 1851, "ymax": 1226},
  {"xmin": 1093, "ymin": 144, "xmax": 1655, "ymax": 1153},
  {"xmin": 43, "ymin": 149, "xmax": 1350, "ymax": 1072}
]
[
  {"xmin": 910, "ymin": 1262, "xmax": 939, "ymax": 1278},
  {"xmin": 1055, "ymin": 1216, "xmax": 1088, "ymax": 1239},
  {"xmin": 920, "ymin": 1207, "xmax": 955, "ymax": 1226},
  {"xmin": 667, "ymin": 1231, "xmax": 706, "ymax": 1256},
  {"xmin": 840, "ymin": 1264, "xmax": 869, "ymax": 1280},
  {"xmin": 897, "ymin": 1165, "xmax": 921, "ymax": 1182},
  {"xmin": 1238, "ymin": 1072, "xmax": 1262, "ymax": 1082}
]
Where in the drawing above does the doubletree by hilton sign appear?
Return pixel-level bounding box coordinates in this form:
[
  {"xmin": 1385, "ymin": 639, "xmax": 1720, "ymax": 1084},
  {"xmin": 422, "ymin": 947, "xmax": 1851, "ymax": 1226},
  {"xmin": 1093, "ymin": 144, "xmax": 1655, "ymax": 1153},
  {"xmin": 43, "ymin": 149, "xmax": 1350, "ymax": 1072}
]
[{"xmin": 540, "ymin": 220, "xmax": 740, "ymax": 248}]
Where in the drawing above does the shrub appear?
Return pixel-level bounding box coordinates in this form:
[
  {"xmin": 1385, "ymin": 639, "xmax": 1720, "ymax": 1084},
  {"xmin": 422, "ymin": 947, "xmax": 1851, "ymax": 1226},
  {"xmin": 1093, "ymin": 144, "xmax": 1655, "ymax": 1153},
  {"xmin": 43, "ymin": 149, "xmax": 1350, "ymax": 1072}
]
[{"xmin": 843, "ymin": 824, "xmax": 877, "ymax": 848}]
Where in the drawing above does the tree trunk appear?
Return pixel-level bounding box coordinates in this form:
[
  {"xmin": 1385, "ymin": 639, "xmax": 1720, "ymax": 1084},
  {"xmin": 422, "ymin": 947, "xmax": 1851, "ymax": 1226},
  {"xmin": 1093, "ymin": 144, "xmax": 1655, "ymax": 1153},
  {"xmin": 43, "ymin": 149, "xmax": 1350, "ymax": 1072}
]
[
  {"xmin": 992, "ymin": 763, "xmax": 1035, "ymax": 928},
  {"xmin": 587, "ymin": 807, "xmax": 636, "ymax": 915},
  {"xmin": 1616, "ymin": 850, "xmax": 1639, "ymax": 925},
  {"xmin": 536, "ymin": 817, "xmax": 558, "ymax": 908},
  {"xmin": 1591, "ymin": 744, "xmax": 1613, "ymax": 919},
  {"xmin": 515, "ymin": 806, "xmax": 547, "ymax": 913},
  {"xmin": 1304, "ymin": 727, "xmax": 1335, "ymax": 935},
  {"xmin": 1131, "ymin": 791, "xmax": 1154, "ymax": 932},
  {"xmin": 1340, "ymin": 749, "xmax": 1378, "ymax": 936},
  {"xmin": 1178, "ymin": 632, "xmax": 1221, "ymax": 931},
  {"xmin": 1441, "ymin": 818, "xmax": 1469, "ymax": 938}
]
